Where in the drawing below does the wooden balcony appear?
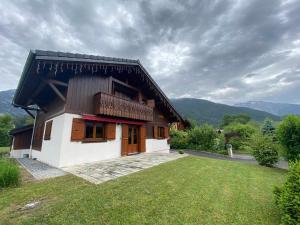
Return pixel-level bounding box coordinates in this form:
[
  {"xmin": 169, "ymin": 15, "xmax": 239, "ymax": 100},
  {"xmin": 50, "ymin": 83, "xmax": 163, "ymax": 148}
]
[{"xmin": 94, "ymin": 92, "xmax": 153, "ymax": 121}]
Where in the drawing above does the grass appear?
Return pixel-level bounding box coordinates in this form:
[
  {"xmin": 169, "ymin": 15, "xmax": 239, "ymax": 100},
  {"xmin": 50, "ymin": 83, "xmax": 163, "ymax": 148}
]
[
  {"xmin": 0, "ymin": 159, "xmax": 20, "ymax": 188},
  {"xmin": 0, "ymin": 156, "xmax": 286, "ymax": 225},
  {"xmin": 0, "ymin": 147, "xmax": 10, "ymax": 157}
]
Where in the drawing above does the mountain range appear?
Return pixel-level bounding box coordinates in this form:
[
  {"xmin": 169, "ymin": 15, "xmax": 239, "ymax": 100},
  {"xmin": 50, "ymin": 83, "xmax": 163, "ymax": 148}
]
[
  {"xmin": 234, "ymin": 101, "xmax": 300, "ymax": 116},
  {"xmin": 1, "ymin": 89, "xmax": 298, "ymax": 126},
  {"xmin": 171, "ymin": 98, "xmax": 280, "ymax": 125},
  {"xmin": 0, "ymin": 89, "xmax": 26, "ymax": 117}
]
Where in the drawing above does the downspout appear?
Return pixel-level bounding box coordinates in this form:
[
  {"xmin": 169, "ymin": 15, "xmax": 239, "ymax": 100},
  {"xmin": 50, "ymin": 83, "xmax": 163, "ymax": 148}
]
[{"xmin": 29, "ymin": 112, "xmax": 37, "ymax": 159}]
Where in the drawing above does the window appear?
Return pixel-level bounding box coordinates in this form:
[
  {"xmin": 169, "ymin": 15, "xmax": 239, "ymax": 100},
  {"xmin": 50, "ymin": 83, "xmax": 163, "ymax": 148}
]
[
  {"xmin": 84, "ymin": 121, "xmax": 105, "ymax": 140},
  {"xmin": 158, "ymin": 126, "xmax": 165, "ymax": 139},
  {"xmin": 44, "ymin": 120, "xmax": 53, "ymax": 140}
]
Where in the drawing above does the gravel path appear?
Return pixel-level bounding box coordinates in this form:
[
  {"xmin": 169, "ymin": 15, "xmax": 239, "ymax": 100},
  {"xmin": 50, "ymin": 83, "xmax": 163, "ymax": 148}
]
[{"xmin": 17, "ymin": 158, "xmax": 67, "ymax": 180}]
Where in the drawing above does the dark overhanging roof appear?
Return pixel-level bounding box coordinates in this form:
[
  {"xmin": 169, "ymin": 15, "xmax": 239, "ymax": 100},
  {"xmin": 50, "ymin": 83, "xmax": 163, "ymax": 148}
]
[
  {"xmin": 9, "ymin": 124, "xmax": 33, "ymax": 135},
  {"xmin": 13, "ymin": 50, "xmax": 184, "ymax": 122}
]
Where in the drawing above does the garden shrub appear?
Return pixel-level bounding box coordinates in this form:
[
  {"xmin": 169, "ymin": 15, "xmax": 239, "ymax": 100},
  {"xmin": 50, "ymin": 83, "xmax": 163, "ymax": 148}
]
[
  {"xmin": 250, "ymin": 134, "xmax": 279, "ymax": 167},
  {"xmin": 0, "ymin": 159, "xmax": 20, "ymax": 188},
  {"xmin": 169, "ymin": 129, "xmax": 188, "ymax": 149},
  {"xmin": 187, "ymin": 124, "xmax": 217, "ymax": 150},
  {"xmin": 212, "ymin": 134, "xmax": 226, "ymax": 153},
  {"xmin": 277, "ymin": 115, "xmax": 300, "ymax": 162},
  {"xmin": 224, "ymin": 123, "xmax": 258, "ymax": 151},
  {"xmin": 274, "ymin": 161, "xmax": 300, "ymax": 225}
]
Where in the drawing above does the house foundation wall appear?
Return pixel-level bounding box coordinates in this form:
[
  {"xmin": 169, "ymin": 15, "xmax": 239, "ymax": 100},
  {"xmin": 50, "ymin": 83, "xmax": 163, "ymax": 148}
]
[{"xmin": 146, "ymin": 139, "xmax": 170, "ymax": 153}]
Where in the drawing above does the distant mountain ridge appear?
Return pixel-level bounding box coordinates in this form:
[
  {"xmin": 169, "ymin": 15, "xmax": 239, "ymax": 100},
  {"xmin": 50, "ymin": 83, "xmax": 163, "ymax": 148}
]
[
  {"xmin": 0, "ymin": 89, "xmax": 26, "ymax": 117},
  {"xmin": 235, "ymin": 101, "xmax": 300, "ymax": 116},
  {"xmin": 171, "ymin": 98, "xmax": 280, "ymax": 126}
]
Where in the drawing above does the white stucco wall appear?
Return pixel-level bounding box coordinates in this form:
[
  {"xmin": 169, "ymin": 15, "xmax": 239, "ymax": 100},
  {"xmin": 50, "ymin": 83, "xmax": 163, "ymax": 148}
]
[
  {"xmin": 31, "ymin": 114, "xmax": 65, "ymax": 167},
  {"xmin": 31, "ymin": 113, "xmax": 121, "ymax": 167},
  {"xmin": 58, "ymin": 113, "xmax": 122, "ymax": 167},
  {"xmin": 146, "ymin": 139, "xmax": 170, "ymax": 153},
  {"xmin": 10, "ymin": 149, "xmax": 30, "ymax": 158}
]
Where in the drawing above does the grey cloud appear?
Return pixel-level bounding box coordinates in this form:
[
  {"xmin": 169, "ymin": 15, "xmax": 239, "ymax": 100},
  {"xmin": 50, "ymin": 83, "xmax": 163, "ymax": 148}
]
[{"xmin": 0, "ymin": 0, "xmax": 300, "ymax": 104}]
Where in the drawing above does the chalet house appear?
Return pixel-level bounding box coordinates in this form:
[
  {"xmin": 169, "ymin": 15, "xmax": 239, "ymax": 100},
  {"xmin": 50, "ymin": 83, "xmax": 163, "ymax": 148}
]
[{"xmin": 10, "ymin": 50, "xmax": 184, "ymax": 168}]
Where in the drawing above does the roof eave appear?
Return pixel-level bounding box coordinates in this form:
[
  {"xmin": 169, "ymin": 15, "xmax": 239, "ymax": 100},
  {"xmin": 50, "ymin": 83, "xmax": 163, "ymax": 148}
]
[{"xmin": 12, "ymin": 50, "xmax": 36, "ymax": 107}]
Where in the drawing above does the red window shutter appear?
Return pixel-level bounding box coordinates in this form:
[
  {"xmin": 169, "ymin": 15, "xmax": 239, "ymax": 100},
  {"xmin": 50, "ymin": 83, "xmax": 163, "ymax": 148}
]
[
  {"xmin": 164, "ymin": 126, "xmax": 169, "ymax": 138},
  {"xmin": 153, "ymin": 126, "xmax": 158, "ymax": 139},
  {"xmin": 121, "ymin": 124, "xmax": 128, "ymax": 156},
  {"xmin": 106, "ymin": 123, "xmax": 116, "ymax": 140},
  {"xmin": 44, "ymin": 120, "xmax": 53, "ymax": 140},
  {"xmin": 139, "ymin": 126, "xmax": 146, "ymax": 152},
  {"xmin": 71, "ymin": 118, "xmax": 85, "ymax": 141}
]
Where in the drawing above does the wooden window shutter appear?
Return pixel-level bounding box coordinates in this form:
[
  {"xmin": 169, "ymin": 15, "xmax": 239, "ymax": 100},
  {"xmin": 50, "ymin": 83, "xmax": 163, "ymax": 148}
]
[
  {"xmin": 71, "ymin": 118, "xmax": 85, "ymax": 141},
  {"xmin": 44, "ymin": 120, "xmax": 53, "ymax": 140},
  {"xmin": 106, "ymin": 123, "xmax": 116, "ymax": 140},
  {"xmin": 121, "ymin": 124, "xmax": 128, "ymax": 156},
  {"xmin": 153, "ymin": 126, "xmax": 158, "ymax": 139},
  {"xmin": 139, "ymin": 126, "xmax": 146, "ymax": 152},
  {"xmin": 164, "ymin": 126, "xmax": 169, "ymax": 139}
]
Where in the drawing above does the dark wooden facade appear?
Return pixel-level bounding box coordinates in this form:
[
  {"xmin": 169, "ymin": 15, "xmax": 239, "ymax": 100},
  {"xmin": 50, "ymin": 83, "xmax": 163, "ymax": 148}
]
[{"xmin": 10, "ymin": 126, "xmax": 33, "ymax": 150}]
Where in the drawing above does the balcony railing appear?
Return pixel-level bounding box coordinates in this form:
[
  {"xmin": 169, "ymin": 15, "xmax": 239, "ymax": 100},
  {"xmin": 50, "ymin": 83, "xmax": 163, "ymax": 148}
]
[{"xmin": 94, "ymin": 92, "xmax": 153, "ymax": 121}]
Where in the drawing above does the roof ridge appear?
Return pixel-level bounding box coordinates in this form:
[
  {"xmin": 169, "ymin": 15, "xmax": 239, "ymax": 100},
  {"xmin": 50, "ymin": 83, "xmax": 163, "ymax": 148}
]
[{"xmin": 34, "ymin": 49, "xmax": 139, "ymax": 63}]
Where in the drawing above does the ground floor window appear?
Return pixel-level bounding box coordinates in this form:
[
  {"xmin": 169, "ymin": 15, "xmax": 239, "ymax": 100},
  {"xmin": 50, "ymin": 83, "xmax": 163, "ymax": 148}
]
[{"xmin": 85, "ymin": 121, "xmax": 105, "ymax": 141}]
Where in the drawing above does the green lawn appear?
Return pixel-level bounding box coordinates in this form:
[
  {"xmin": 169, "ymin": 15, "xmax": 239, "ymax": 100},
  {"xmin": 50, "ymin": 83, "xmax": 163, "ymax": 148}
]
[
  {"xmin": 0, "ymin": 157, "xmax": 286, "ymax": 225},
  {"xmin": 0, "ymin": 147, "xmax": 10, "ymax": 157}
]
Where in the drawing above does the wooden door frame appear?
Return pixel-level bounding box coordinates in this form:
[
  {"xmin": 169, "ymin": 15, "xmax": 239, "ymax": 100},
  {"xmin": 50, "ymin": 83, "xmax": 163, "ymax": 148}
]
[{"xmin": 121, "ymin": 124, "xmax": 145, "ymax": 156}]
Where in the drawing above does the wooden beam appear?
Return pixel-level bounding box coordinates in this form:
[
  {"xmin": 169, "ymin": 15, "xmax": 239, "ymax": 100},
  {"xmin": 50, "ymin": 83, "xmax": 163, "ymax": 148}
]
[
  {"xmin": 47, "ymin": 79, "xmax": 68, "ymax": 87},
  {"xmin": 26, "ymin": 82, "xmax": 47, "ymax": 105},
  {"xmin": 48, "ymin": 82, "xmax": 66, "ymax": 102},
  {"xmin": 23, "ymin": 108, "xmax": 35, "ymax": 118},
  {"xmin": 111, "ymin": 77, "xmax": 139, "ymax": 92}
]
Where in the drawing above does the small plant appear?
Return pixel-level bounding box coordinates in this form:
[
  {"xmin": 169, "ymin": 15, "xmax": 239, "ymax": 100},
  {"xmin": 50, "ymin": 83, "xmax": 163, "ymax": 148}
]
[
  {"xmin": 274, "ymin": 161, "xmax": 300, "ymax": 225},
  {"xmin": 178, "ymin": 150, "xmax": 184, "ymax": 154},
  {"xmin": 0, "ymin": 159, "xmax": 20, "ymax": 188},
  {"xmin": 250, "ymin": 134, "xmax": 279, "ymax": 167}
]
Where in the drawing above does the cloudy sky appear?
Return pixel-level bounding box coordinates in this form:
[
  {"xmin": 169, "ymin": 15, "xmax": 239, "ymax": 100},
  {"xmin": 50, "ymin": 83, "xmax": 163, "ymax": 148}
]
[{"xmin": 1, "ymin": 0, "xmax": 300, "ymax": 104}]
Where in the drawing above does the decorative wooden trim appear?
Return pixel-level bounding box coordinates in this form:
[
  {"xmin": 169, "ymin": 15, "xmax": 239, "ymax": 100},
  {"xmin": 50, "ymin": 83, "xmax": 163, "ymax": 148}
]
[{"xmin": 94, "ymin": 92, "xmax": 153, "ymax": 121}]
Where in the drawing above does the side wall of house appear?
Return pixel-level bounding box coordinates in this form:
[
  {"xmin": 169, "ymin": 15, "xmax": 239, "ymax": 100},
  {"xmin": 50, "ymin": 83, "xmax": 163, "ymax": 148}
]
[{"xmin": 31, "ymin": 113, "xmax": 65, "ymax": 167}]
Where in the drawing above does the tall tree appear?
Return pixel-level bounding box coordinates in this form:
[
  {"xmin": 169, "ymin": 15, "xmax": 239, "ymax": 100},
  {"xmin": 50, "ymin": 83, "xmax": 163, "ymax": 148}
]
[{"xmin": 262, "ymin": 118, "xmax": 275, "ymax": 135}]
